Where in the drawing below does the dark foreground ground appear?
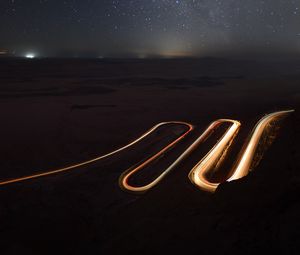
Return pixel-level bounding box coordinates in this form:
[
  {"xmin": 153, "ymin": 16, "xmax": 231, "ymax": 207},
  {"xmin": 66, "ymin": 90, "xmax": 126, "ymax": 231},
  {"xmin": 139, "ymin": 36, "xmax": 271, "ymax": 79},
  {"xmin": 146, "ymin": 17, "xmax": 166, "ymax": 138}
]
[{"xmin": 0, "ymin": 58, "xmax": 299, "ymax": 254}]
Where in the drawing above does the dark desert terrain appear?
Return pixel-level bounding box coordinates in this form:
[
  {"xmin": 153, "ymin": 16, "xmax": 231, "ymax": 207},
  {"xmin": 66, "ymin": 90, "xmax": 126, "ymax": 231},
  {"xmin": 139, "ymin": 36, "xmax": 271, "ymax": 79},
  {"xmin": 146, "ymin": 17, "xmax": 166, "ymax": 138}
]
[{"xmin": 0, "ymin": 58, "xmax": 299, "ymax": 254}]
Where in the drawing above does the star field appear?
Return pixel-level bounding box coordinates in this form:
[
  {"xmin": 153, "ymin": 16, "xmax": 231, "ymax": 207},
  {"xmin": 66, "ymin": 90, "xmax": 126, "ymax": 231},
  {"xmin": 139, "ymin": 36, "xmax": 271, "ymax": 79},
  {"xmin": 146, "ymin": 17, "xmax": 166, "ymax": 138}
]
[{"xmin": 0, "ymin": 0, "xmax": 299, "ymax": 58}]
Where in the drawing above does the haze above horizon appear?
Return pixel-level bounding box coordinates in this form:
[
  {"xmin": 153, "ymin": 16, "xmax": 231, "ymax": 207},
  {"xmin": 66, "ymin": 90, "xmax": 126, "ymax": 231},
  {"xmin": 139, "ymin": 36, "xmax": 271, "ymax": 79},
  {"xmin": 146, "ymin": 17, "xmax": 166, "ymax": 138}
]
[{"xmin": 0, "ymin": 0, "xmax": 299, "ymax": 59}]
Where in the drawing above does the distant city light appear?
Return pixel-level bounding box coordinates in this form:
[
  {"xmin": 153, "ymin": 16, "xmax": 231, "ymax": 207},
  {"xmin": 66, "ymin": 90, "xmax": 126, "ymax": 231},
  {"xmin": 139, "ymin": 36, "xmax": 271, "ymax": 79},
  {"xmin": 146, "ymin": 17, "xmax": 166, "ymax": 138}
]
[{"xmin": 25, "ymin": 53, "xmax": 35, "ymax": 59}]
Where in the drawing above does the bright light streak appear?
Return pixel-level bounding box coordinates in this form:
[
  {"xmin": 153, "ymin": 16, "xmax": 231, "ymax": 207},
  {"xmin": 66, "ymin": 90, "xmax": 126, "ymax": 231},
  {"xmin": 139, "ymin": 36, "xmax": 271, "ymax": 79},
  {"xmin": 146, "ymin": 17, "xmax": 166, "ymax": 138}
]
[
  {"xmin": 120, "ymin": 120, "xmax": 226, "ymax": 193},
  {"xmin": 0, "ymin": 110, "xmax": 294, "ymax": 193},
  {"xmin": 25, "ymin": 53, "xmax": 35, "ymax": 59},
  {"xmin": 0, "ymin": 122, "xmax": 193, "ymax": 186},
  {"xmin": 121, "ymin": 110, "xmax": 294, "ymax": 193},
  {"xmin": 189, "ymin": 110, "xmax": 294, "ymax": 193},
  {"xmin": 189, "ymin": 120, "xmax": 241, "ymax": 192}
]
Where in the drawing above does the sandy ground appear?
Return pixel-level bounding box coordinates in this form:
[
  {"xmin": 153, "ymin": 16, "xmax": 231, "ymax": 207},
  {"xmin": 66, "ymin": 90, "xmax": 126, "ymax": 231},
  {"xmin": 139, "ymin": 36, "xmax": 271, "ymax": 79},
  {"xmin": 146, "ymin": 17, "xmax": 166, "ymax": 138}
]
[{"xmin": 0, "ymin": 58, "xmax": 299, "ymax": 254}]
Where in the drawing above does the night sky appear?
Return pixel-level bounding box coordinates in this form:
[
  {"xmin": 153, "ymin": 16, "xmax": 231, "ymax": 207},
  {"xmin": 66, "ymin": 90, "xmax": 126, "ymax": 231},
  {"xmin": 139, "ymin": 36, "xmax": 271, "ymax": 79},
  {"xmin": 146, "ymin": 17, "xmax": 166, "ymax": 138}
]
[{"xmin": 1, "ymin": 0, "xmax": 300, "ymax": 58}]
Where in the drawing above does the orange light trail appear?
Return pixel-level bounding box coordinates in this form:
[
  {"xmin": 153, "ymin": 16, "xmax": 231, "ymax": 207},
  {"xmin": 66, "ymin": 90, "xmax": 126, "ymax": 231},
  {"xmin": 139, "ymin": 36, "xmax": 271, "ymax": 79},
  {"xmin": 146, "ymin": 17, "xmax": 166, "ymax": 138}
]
[
  {"xmin": 0, "ymin": 121, "xmax": 193, "ymax": 186},
  {"xmin": 0, "ymin": 110, "xmax": 294, "ymax": 193},
  {"xmin": 189, "ymin": 110, "xmax": 294, "ymax": 192},
  {"xmin": 120, "ymin": 119, "xmax": 234, "ymax": 193}
]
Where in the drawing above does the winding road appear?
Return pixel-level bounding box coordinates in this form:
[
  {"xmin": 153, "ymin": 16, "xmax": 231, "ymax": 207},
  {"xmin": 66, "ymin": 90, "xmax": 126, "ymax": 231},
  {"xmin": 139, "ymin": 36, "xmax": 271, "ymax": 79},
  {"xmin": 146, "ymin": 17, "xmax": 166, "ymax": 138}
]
[
  {"xmin": 0, "ymin": 121, "xmax": 193, "ymax": 186},
  {"xmin": 0, "ymin": 110, "xmax": 294, "ymax": 193},
  {"xmin": 119, "ymin": 119, "xmax": 238, "ymax": 193},
  {"xmin": 122, "ymin": 110, "xmax": 293, "ymax": 193}
]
